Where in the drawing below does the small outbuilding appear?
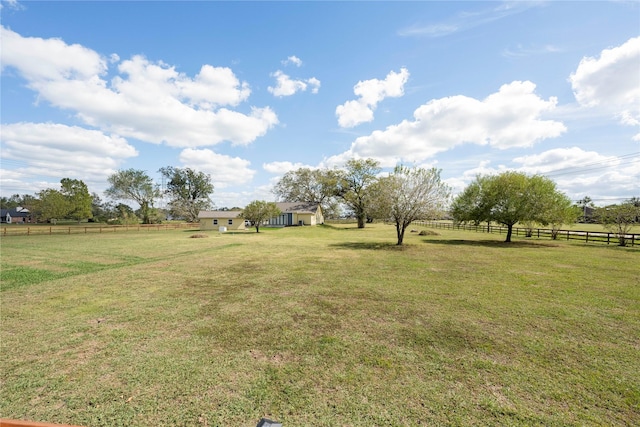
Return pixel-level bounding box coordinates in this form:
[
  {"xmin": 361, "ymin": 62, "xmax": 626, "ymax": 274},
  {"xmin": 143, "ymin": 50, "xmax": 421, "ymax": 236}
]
[{"xmin": 198, "ymin": 210, "xmax": 246, "ymax": 231}]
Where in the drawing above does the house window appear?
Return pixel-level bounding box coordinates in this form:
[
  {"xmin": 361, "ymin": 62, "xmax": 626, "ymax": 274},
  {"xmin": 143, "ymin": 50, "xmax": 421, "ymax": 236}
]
[
  {"xmin": 228, "ymin": 219, "xmax": 233, "ymax": 225},
  {"xmin": 213, "ymin": 219, "xmax": 218, "ymax": 225}
]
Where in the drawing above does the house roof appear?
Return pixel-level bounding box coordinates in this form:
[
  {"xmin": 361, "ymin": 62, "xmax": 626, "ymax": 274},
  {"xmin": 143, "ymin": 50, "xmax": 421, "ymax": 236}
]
[
  {"xmin": 1, "ymin": 208, "xmax": 30, "ymax": 217},
  {"xmin": 276, "ymin": 202, "xmax": 321, "ymax": 214},
  {"xmin": 198, "ymin": 210, "xmax": 244, "ymax": 219}
]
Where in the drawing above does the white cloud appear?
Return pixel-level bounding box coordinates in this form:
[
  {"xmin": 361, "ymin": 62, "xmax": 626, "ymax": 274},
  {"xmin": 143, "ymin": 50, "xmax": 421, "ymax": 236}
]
[
  {"xmin": 336, "ymin": 68, "xmax": 409, "ymax": 128},
  {"xmin": 329, "ymin": 80, "xmax": 566, "ymax": 167},
  {"xmin": 452, "ymin": 147, "xmax": 640, "ymax": 204},
  {"xmin": 268, "ymin": 70, "xmax": 320, "ymax": 97},
  {"xmin": 0, "ymin": 122, "xmax": 137, "ymax": 191},
  {"xmin": 262, "ymin": 161, "xmax": 311, "ymax": 175},
  {"xmin": 0, "ymin": 26, "xmax": 278, "ymax": 148},
  {"xmin": 570, "ymin": 36, "xmax": 640, "ymax": 138},
  {"xmin": 282, "ymin": 55, "xmax": 303, "ymax": 67},
  {"xmin": 179, "ymin": 148, "xmax": 255, "ymax": 189}
]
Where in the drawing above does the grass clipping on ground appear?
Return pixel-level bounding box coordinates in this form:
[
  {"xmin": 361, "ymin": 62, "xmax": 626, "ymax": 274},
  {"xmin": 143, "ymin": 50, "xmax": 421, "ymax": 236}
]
[{"xmin": 0, "ymin": 223, "xmax": 638, "ymax": 426}]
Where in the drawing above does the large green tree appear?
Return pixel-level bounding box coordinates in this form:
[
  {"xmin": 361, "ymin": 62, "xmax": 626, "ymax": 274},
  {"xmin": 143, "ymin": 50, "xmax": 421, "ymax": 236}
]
[
  {"xmin": 60, "ymin": 178, "xmax": 93, "ymax": 222},
  {"xmin": 370, "ymin": 166, "xmax": 450, "ymax": 245},
  {"xmin": 159, "ymin": 166, "xmax": 214, "ymax": 222},
  {"xmin": 241, "ymin": 200, "xmax": 281, "ymax": 233},
  {"xmin": 36, "ymin": 188, "xmax": 69, "ymax": 224},
  {"xmin": 105, "ymin": 169, "xmax": 159, "ymax": 224},
  {"xmin": 452, "ymin": 172, "xmax": 574, "ymax": 243},
  {"xmin": 334, "ymin": 158, "xmax": 381, "ymax": 228},
  {"xmin": 272, "ymin": 168, "xmax": 340, "ymax": 219}
]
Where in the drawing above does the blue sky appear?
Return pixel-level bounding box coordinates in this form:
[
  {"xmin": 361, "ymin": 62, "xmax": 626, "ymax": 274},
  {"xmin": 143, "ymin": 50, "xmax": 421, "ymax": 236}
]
[{"xmin": 1, "ymin": 1, "xmax": 638, "ymax": 208}]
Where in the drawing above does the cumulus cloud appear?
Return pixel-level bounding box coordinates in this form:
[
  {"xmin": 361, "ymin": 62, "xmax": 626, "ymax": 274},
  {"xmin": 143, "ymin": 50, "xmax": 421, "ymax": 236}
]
[
  {"xmin": 336, "ymin": 68, "xmax": 409, "ymax": 128},
  {"xmin": 0, "ymin": 26, "xmax": 278, "ymax": 147},
  {"xmin": 451, "ymin": 147, "xmax": 640, "ymax": 203},
  {"xmin": 327, "ymin": 80, "xmax": 566, "ymax": 167},
  {"xmin": 0, "ymin": 122, "xmax": 137, "ymax": 187},
  {"xmin": 570, "ymin": 36, "xmax": 640, "ymax": 139},
  {"xmin": 282, "ymin": 55, "xmax": 303, "ymax": 67},
  {"xmin": 179, "ymin": 148, "xmax": 255, "ymax": 189},
  {"xmin": 268, "ymin": 70, "xmax": 321, "ymax": 97}
]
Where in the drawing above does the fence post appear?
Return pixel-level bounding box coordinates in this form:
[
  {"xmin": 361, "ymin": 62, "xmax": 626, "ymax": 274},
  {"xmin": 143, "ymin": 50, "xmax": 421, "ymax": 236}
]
[
  {"xmin": 586, "ymin": 232, "xmax": 589, "ymax": 243},
  {"xmin": 567, "ymin": 230, "xmax": 569, "ymax": 240}
]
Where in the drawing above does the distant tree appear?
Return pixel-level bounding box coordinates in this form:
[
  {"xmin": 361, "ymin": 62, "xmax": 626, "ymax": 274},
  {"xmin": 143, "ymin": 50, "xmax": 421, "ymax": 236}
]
[
  {"xmin": 273, "ymin": 168, "xmax": 340, "ymax": 219},
  {"xmin": 0, "ymin": 194, "xmax": 23, "ymax": 210},
  {"xmin": 159, "ymin": 166, "xmax": 214, "ymax": 222},
  {"xmin": 60, "ymin": 178, "xmax": 93, "ymax": 223},
  {"xmin": 370, "ymin": 166, "xmax": 450, "ymax": 245},
  {"xmin": 452, "ymin": 172, "xmax": 572, "ymax": 243},
  {"xmin": 91, "ymin": 193, "xmax": 115, "ymax": 223},
  {"xmin": 333, "ymin": 158, "xmax": 381, "ymax": 228},
  {"xmin": 37, "ymin": 188, "xmax": 69, "ymax": 224},
  {"xmin": 111, "ymin": 203, "xmax": 138, "ymax": 225},
  {"xmin": 241, "ymin": 200, "xmax": 281, "ymax": 233},
  {"xmin": 596, "ymin": 202, "xmax": 639, "ymax": 246},
  {"xmin": 542, "ymin": 192, "xmax": 580, "ymax": 239},
  {"xmin": 105, "ymin": 169, "xmax": 159, "ymax": 224},
  {"xmin": 450, "ymin": 175, "xmax": 493, "ymax": 231}
]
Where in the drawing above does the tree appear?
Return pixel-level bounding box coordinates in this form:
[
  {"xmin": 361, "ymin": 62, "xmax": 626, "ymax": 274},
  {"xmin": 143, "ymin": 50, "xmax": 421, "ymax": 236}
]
[
  {"xmin": 241, "ymin": 201, "xmax": 281, "ymax": 233},
  {"xmin": 112, "ymin": 203, "xmax": 138, "ymax": 225},
  {"xmin": 370, "ymin": 166, "xmax": 450, "ymax": 245},
  {"xmin": 91, "ymin": 193, "xmax": 115, "ymax": 223},
  {"xmin": 273, "ymin": 168, "xmax": 340, "ymax": 218},
  {"xmin": 105, "ymin": 169, "xmax": 159, "ymax": 224},
  {"xmin": 596, "ymin": 202, "xmax": 639, "ymax": 246},
  {"xmin": 37, "ymin": 188, "xmax": 69, "ymax": 224},
  {"xmin": 452, "ymin": 172, "xmax": 572, "ymax": 243},
  {"xmin": 60, "ymin": 178, "xmax": 93, "ymax": 222},
  {"xmin": 334, "ymin": 158, "xmax": 381, "ymax": 228},
  {"xmin": 450, "ymin": 175, "xmax": 493, "ymax": 231},
  {"xmin": 0, "ymin": 194, "xmax": 23, "ymax": 210},
  {"xmin": 159, "ymin": 166, "xmax": 214, "ymax": 222},
  {"xmin": 542, "ymin": 192, "xmax": 580, "ymax": 239}
]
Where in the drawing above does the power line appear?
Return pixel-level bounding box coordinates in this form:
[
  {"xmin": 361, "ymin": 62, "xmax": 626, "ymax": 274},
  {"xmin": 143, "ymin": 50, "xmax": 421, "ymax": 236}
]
[{"xmin": 543, "ymin": 152, "xmax": 640, "ymax": 178}]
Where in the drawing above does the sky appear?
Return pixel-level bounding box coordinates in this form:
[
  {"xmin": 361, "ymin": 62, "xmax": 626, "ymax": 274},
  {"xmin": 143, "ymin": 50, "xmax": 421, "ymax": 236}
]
[{"xmin": 1, "ymin": 0, "xmax": 639, "ymax": 209}]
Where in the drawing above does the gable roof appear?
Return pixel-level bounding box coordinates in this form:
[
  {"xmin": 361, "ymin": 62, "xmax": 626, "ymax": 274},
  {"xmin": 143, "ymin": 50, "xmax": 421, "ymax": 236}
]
[
  {"xmin": 276, "ymin": 202, "xmax": 321, "ymax": 214},
  {"xmin": 198, "ymin": 210, "xmax": 244, "ymax": 219},
  {"xmin": 1, "ymin": 208, "xmax": 30, "ymax": 217}
]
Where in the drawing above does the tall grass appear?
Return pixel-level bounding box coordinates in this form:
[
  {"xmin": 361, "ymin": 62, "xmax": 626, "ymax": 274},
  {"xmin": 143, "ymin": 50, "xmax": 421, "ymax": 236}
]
[{"xmin": 1, "ymin": 224, "xmax": 638, "ymax": 426}]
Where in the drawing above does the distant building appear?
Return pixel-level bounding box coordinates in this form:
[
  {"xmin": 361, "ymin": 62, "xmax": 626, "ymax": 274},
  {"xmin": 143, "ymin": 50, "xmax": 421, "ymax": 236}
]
[
  {"xmin": 197, "ymin": 210, "xmax": 246, "ymax": 231},
  {"xmin": 0, "ymin": 207, "xmax": 31, "ymax": 224},
  {"xmin": 266, "ymin": 202, "xmax": 324, "ymax": 227}
]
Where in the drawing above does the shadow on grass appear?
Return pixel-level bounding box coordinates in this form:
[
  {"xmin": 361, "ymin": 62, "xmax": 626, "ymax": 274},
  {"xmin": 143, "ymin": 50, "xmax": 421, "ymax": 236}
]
[
  {"xmin": 320, "ymin": 223, "xmax": 365, "ymax": 231},
  {"xmin": 421, "ymin": 239, "xmax": 561, "ymax": 249},
  {"xmin": 329, "ymin": 241, "xmax": 406, "ymax": 251}
]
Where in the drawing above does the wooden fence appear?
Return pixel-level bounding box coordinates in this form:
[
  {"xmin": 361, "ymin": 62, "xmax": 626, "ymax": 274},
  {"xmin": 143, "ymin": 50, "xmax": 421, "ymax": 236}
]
[
  {"xmin": 0, "ymin": 223, "xmax": 199, "ymax": 237},
  {"xmin": 415, "ymin": 221, "xmax": 638, "ymax": 247}
]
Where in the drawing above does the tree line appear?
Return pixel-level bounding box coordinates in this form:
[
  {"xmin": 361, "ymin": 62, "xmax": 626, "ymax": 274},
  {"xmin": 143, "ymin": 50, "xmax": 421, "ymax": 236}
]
[
  {"xmin": 2, "ymin": 159, "xmax": 637, "ymax": 246},
  {"xmin": 1, "ymin": 167, "xmax": 214, "ymax": 225}
]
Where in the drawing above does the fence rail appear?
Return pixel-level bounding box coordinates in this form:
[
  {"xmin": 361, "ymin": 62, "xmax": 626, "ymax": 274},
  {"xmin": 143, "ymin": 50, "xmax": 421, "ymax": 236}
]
[
  {"xmin": 0, "ymin": 223, "xmax": 199, "ymax": 237},
  {"xmin": 415, "ymin": 221, "xmax": 638, "ymax": 247}
]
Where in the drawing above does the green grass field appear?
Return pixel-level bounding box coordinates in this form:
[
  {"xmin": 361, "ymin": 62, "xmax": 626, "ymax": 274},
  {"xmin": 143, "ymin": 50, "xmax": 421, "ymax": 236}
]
[{"xmin": 1, "ymin": 224, "xmax": 638, "ymax": 426}]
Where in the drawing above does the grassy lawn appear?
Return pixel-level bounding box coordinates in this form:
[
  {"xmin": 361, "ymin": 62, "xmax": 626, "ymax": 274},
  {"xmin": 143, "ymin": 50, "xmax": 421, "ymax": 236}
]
[{"xmin": 1, "ymin": 224, "xmax": 638, "ymax": 426}]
